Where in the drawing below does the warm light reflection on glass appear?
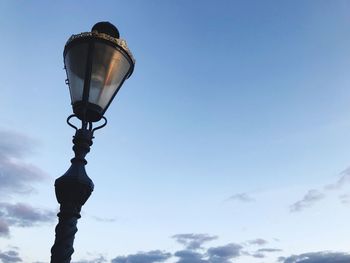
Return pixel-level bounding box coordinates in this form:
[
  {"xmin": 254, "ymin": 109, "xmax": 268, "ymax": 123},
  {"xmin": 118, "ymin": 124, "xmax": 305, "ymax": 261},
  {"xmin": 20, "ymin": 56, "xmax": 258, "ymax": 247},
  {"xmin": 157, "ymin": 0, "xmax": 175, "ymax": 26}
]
[
  {"xmin": 65, "ymin": 40, "xmax": 131, "ymax": 112},
  {"xmin": 89, "ymin": 43, "xmax": 130, "ymax": 109}
]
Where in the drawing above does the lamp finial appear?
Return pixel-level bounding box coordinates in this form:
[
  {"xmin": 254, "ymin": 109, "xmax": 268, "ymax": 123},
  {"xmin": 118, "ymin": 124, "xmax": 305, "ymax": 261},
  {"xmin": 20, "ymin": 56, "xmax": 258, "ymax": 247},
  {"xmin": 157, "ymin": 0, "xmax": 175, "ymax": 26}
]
[{"xmin": 91, "ymin": 21, "xmax": 120, "ymax": 39}]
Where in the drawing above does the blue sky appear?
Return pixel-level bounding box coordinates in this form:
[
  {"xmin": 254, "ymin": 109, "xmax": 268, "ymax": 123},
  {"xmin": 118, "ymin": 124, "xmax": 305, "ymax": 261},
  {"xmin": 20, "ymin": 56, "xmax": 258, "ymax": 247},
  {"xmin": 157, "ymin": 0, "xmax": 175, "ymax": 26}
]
[{"xmin": 1, "ymin": 1, "xmax": 350, "ymax": 262}]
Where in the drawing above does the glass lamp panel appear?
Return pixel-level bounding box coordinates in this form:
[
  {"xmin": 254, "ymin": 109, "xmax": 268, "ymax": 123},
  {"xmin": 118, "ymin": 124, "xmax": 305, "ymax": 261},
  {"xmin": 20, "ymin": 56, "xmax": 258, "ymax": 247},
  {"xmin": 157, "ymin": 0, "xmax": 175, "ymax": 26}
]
[
  {"xmin": 89, "ymin": 42, "xmax": 131, "ymax": 110},
  {"xmin": 64, "ymin": 43, "xmax": 89, "ymax": 104}
]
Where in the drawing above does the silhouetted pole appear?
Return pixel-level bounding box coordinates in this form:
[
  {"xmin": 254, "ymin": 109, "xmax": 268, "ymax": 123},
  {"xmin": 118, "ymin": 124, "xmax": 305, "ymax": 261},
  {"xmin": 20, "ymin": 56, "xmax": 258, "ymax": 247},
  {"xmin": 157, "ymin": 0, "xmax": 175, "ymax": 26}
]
[{"xmin": 50, "ymin": 129, "xmax": 94, "ymax": 263}]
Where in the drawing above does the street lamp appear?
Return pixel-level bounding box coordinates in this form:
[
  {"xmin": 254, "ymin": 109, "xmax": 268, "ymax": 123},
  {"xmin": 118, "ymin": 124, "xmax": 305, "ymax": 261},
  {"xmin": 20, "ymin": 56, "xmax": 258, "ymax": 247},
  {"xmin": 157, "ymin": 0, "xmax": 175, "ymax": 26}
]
[{"xmin": 50, "ymin": 22, "xmax": 135, "ymax": 263}]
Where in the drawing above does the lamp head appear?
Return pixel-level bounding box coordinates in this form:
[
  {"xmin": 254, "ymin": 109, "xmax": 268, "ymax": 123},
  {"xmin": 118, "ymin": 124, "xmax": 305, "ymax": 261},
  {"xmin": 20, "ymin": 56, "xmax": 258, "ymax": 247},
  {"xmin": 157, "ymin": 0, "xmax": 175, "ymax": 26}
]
[{"xmin": 64, "ymin": 22, "xmax": 135, "ymax": 123}]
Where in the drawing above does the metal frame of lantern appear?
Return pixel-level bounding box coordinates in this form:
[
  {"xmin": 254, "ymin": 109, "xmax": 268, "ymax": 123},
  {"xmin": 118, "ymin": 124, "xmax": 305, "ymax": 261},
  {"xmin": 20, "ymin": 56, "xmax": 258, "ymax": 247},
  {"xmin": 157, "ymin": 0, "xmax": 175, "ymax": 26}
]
[
  {"xmin": 50, "ymin": 22, "xmax": 135, "ymax": 263},
  {"xmin": 64, "ymin": 30, "xmax": 135, "ymax": 126}
]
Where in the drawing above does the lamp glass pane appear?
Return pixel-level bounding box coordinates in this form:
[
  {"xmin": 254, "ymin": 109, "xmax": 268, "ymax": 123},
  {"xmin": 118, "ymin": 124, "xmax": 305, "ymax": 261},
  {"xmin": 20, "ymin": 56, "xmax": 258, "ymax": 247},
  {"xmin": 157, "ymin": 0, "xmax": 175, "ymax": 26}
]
[
  {"xmin": 89, "ymin": 42, "xmax": 131, "ymax": 110},
  {"xmin": 64, "ymin": 43, "xmax": 89, "ymax": 104}
]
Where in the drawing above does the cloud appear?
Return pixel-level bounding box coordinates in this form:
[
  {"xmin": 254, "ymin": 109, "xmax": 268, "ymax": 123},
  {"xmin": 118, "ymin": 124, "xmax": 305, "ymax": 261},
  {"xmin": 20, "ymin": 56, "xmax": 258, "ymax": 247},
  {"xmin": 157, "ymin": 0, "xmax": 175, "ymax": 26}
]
[
  {"xmin": 109, "ymin": 233, "xmax": 245, "ymax": 263},
  {"xmin": 251, "ymin": 247, "xmax": 282, "ymax": 258},
  {"xmin": 207, "ymin": 243, "xmax": 243, "ymax": 263},
  {"xmin": 339, "ymin": 194, "xmax": 350, "ymax": 205},
  {"xmin": 246, "ymin": 238, "xmax": 268, "ymax": 246},
  {"xmin": 172, "ymin": 234, "xmax": 218, "ymax": 250},
  {"xmin": 0, "ymin": 159, "xmax": 47, "ymax": 196},
  {"xmin": 226, "ymin": 193, "xmax": 254, "ymax": 203},
  {"xmin": 242, "ymin": 238, "xmax": 282, "ymax": 259},
  {"xmin": 257, "ymin": 248, "xmax": 282, "ymax": 253},
  {"xmin": 0, "ymin": 130, "xmax": 52, "ymax": 238},
  {"xmin": 174, "ymin": 243, "xmax": 243, "ymax": 263},
  {"xmin": 0, "ymin": 130, "xmax": 36, "ymax": 158},
  {"xmin": 110, "ymin": 234, "xmax": 278, "ymax": 263},
  {"xmin": 72, "ymin": 256, "xmax": 107, "ymax": 263},
  {"xmin": 0, "ymin": 250, "xmax": 22, "ymax": 263},
  {"xmin": 111, "ymin": 250, "xmax": 171, "ymax": 263},
  {"xmin": 174, "ymin": 250, "xmax": 207, "ymax": 263},
  {"xmin": 290, "ymin": 189, "xmax": 325, "ymax": 212},
  {"xmin": 278, "ymin": 251, "xmax": 350, "ymax": 263},
  {"xmin": 291, "ymin": 166, "xmax": 350, "ymax": 212},
  {"xmin": 91, "ymin": 216, "xmax": 117, "ymax": 223},
  {"xmin": 251, "ymin": 252, "xmax": 265, "ymax": 258},
  {"xmin": 0, "ymin": 130, "xmax": 47, "ymax": 197},
  {"xmin": 0, "ymin": 202, "xmax": 55, "ymax": 235},
  {"xmin": 0, "ymin": 219, "xmax": 10, "ymax": 237},
  {"xmin": 325, "ymin": 168, "xmax": 350, "ymax": 191},
  {"xmin": 243, "ymin": 239, "xmax": 282, "ymax": 259}
]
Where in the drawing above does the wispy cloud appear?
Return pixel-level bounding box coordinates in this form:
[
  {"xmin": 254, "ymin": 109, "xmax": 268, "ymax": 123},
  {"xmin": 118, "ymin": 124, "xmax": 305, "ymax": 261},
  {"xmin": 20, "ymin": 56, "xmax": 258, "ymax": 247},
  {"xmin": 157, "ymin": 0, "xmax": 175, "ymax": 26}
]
[
  {"xmin": 0, "ymin": 219, "xmax": 10, "ymax": 237},
  {"xmin": 246, "ymin": 238, "xmax": 268, "ymax": 246},
  {"xmin": 72, "ymin": 256, "xmax": 107, "ymax": 263},
  {"xmin": 339, "ymin": 194, "xmax": 350, "ymax": 205},
  {"xmin": 245, "ymin": 238, "xmax": 282, "ymax": 259},
  {"xmin": 324, "ymin": 168, "xmax": 350, "ymax": 191},
  {"xmin": 290, "ymin": 166, "xmax": 350, "ymax": 212},
  {"xmin": 0, "ymin": 202, "xmax": 55, "ymax": 228},
  {"xmin": 0, "ymin": 202, "xmax": 55, "ymax": 238},
  {"xmin": 251, "ymin": 252, "xmax": 265, "ymax": 258},
  {"xmin": 172, "ymin": 233, "xmax": 218, "ymax": 250},
  {"xmin": 0, "ymin": 130, "xmax": 37, "ymax": 158},
  {"xmin": 278, "ymin": 251, "xmax": 350, "ymax": 263},
  {"xmin": 0, "ymin": 250, "xmax": 22, "ymax": 263},
  {"xmin": 226, "ymin": 193, "xmax": 255, "ymax": 203},
  {"xmin": 257, "ymin": 248, "xmax": 282, "ymax": 253},
  {"xmin": 0, "ymin": 129, "xmax": 48, "ymax": 197},
  {"xmin": 91, "ymin": 216, "xmax": 117, "ymax": 223},
  {"xmin": 0, "ymin": 130, "xmax": 53, "ymax": 238},
  {"xmin": 111, "ymin": 250, "xmax": 171, "ymax": 263},
  {"xmin": 290, "ymin": 189, "xmax": 325, "ymax": 212},
  {"xmin": 0, "ymin": 159, "xmax": 47, "ymax": 196},
  {"xmin": 251, "ymin": 247, "xmax": 283, "ymax": 258}
]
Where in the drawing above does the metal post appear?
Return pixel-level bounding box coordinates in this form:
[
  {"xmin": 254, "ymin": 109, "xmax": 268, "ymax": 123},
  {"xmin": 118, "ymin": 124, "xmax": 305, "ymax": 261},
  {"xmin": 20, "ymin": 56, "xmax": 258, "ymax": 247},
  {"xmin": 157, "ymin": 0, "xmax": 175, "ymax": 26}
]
[{"xmin": 50, "ymin": 129, "xmax": 94, "ymax": 263}]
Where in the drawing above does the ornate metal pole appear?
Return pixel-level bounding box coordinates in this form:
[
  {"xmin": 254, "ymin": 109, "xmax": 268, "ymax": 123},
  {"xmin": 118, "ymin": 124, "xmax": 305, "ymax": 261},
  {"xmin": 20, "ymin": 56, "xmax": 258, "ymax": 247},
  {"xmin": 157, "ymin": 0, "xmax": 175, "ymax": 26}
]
[{"xmin": 50, "ymin": 129, "xmax": 94, "ymax": 263}]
